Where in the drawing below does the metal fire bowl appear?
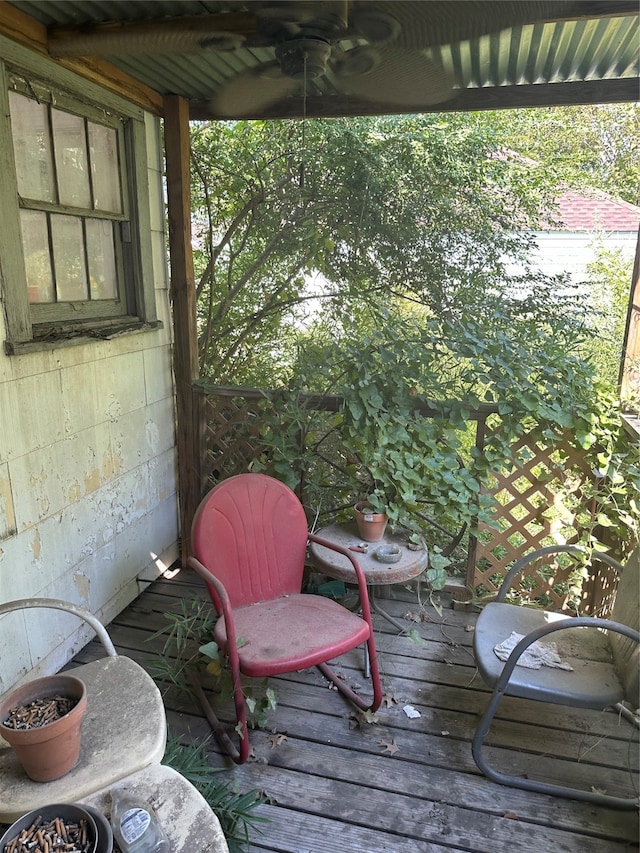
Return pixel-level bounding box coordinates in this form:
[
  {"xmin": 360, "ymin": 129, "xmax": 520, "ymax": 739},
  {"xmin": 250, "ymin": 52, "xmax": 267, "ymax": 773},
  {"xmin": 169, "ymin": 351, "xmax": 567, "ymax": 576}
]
[{"xmin": 373, "ymin": 545, "xmax": 402, "ymax": 563}]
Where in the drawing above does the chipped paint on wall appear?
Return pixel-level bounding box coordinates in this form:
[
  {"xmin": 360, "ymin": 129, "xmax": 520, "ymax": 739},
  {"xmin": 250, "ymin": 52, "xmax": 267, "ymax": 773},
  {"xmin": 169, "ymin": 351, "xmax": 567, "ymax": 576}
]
[
  {"xmin": 0, "ymin": 94, "xmax": 178, "ymax": 692},
  {"xmin": 84, "ymin": 467, "xmax": 102, "ymax": 494},
  {"xmin": 28, "ymin": 468, "xmax": 50, "ymax": 521},
  {"xmin": 30, "ymin": 528, "xmax": 42, "ymax": 560},
  {"xmin": 145, "ymin": 419, "xmax": 160, "ymax": 453},
  {"xmin": 106, "ymin": 398, "xmax": 122, "ymax": 422},
  {"xmin": 73, "ymin": 571, "xmax": 90, "ymax": 603}
]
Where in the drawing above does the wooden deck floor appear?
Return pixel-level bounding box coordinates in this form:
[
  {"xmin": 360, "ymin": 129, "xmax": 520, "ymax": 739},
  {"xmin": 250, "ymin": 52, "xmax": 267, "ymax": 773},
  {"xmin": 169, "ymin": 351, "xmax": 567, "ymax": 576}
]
[{"xmin": 70, "ymin": 567, "xmax": 639, "ymax": 853}]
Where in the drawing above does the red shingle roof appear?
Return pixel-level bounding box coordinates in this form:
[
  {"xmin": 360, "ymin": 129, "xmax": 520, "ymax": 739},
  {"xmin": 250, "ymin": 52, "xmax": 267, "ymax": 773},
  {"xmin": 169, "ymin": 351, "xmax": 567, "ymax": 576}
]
[{"xmin": 554, "ymin": 189, "xmax": 640, "ymax": 232}]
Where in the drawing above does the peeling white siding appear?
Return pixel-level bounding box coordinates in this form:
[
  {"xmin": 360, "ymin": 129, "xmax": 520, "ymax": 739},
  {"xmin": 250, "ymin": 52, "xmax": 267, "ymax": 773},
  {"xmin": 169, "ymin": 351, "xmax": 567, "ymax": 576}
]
[{"xmin": 0, "ymin": 110, "xmax": 178, "ymax": 694}]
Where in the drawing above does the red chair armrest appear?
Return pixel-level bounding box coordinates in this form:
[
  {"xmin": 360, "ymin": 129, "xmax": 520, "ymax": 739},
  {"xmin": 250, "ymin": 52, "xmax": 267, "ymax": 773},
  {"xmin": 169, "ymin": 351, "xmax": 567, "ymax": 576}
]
[
  {"xmin": 308, "ymin": 533, "xmax": 375, "ymax": 626},
  {"xmin": 187, "ymin": 557, "xmax": 239, "ymax": 657}
]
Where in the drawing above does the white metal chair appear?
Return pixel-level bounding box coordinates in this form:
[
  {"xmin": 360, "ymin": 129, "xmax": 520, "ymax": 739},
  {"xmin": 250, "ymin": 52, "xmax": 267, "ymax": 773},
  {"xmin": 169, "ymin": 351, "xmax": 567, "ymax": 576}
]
[{"xmin": 472, "ymin": 545, "xmax": 639, "ymax": 809}]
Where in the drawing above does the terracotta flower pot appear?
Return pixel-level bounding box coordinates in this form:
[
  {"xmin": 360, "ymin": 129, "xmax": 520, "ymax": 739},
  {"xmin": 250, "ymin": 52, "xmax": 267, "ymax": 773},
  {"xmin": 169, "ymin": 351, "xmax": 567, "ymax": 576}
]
[
  {"xmin": 353, "ymin": 501, "xmax": 388, "ymax": 542},
  {"xmin": 0, "ymin": 673, "xmax": 87, "ymax": 782}
]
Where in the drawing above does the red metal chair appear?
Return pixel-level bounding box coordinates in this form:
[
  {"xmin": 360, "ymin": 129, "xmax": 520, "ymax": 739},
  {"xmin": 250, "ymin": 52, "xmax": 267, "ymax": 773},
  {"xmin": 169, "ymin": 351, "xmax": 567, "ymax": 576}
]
[{"xmin": 188, "ymin": 473, "xmax": 383, "ymax": 763}]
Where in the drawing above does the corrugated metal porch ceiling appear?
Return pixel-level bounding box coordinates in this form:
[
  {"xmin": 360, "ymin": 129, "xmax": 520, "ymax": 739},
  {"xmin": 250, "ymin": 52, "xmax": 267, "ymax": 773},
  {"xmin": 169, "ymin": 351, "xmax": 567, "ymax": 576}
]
[{"xmin": 7, "ymin": 1, "xmax": 640, "ymax": 118}]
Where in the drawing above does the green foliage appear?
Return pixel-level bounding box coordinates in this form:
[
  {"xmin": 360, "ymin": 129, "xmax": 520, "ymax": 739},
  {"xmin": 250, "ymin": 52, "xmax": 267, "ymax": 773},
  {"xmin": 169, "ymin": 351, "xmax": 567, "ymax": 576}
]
[
  {"xmin": 190, "ymin": 114, "xmax": 567, "ymax": 384},
  {"xmin": 485, "ymin": 103, "xmax": 640, "ymax": 205},
  {"xmin": 162, "ymin": 737, "xmax": 268, "ymax": 853},
  {"xmin": 194, "ymin": 108, "xmax": 638, "ymax": 571},
  {"xmin": 148, "ymin": 599, "xmax": 217, "ymax": 693},
  {"xmin": 147, "ymin": 599, "xmax": 278, "ymax": 730},
  {"xmin": 251, "ymin": 296, "xmax": 639, "ymax": 566},
  {"xmin": 579, "ymin": 395, "xmax": 640, "ymax": 553},
  {"xmin": 583, "ymin": 245, "xmax": 634, "ymax": 391}
]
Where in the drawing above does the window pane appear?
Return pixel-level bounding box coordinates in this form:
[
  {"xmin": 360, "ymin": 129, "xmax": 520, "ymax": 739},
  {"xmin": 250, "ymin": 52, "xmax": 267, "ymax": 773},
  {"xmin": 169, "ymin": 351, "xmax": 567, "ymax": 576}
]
[
  {"xmin": 51, "ymin": 214, "xmax": 88, "ymax": 301},
  {"xmin": 86, "ymin": 219, "xmax": 118, "ymax": 300},
  {"xmin": 88, "ymin": 122, "xmax": 122, "ymax": 213},
  {"xmin": 52, "ymin": 109, "xmax": 91, "ymax": 209},
  {"xmin": 9, "ymin": 92, "xmax": 55, "ymax": 202},
  {"xmin": 20, "ymin": 210, "xmax": 54, "ymax": 303}
]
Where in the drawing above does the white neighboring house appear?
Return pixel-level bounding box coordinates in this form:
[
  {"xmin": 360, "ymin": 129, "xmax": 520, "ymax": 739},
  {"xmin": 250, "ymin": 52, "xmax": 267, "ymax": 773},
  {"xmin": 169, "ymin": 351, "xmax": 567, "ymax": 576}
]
[{"xmin": 531, "ymin": 188, "xmax": 639, "ymax": 284}]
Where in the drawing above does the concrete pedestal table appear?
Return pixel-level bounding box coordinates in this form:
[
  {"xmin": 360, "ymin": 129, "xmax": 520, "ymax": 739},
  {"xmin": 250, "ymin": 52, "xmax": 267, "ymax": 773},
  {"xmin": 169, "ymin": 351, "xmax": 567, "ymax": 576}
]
[{"xmin": 309, "ymin": 521, "xmax": 428, "ymax": 634}]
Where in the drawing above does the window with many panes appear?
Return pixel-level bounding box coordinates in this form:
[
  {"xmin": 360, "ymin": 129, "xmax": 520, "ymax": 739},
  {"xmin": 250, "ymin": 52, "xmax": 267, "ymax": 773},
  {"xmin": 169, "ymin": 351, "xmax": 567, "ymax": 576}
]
[
  {"xmin": 10, "ymin": 83, "xmax": 124, "ymax": 312},
  {"xmin": 1, "ymin": 54, "xmax": 157, "ymax": 351}
]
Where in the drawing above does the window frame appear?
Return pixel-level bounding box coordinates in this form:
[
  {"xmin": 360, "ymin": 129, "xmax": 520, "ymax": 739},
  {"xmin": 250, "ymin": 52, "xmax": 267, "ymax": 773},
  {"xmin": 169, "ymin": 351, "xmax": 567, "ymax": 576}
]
[{"xmin": 0, "ymin": 42, "xmax": 158, "ymax": 353}]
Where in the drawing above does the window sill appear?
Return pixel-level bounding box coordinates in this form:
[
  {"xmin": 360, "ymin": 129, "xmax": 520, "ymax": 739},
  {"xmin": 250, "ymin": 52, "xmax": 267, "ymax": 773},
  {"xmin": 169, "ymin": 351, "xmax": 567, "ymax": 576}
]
[{"xmin": 4, "ymin": 319, "xmax": 163, "ymax": 356}]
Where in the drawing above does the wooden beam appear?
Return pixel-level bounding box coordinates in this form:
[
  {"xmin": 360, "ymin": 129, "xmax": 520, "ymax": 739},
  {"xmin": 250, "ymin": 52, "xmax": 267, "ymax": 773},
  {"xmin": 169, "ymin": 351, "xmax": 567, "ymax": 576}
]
[
  {"xmin": 48, "ymin": 12, "xmax": 258, "ymax": 57},
  {"xmin": 190, "ymin": 77, "xmax": 640, "ymax": 120},
  {"xmin": 164, "ymin": 95, "xmax": 200, "ymax": 565},
  {"xmin": 565, "ymin": 1, "xmax": 639, "ymax": 21},
  {"xmin": 0, "ymin": 1, "xmax": 163, "ymax": 115},
  {"xmin": 435, "ymin": 78, "xmax": 640, "ymax": 112},
  {"xmin": 619, "ymin": 228, "xmax": 640, "ymax": 398}
]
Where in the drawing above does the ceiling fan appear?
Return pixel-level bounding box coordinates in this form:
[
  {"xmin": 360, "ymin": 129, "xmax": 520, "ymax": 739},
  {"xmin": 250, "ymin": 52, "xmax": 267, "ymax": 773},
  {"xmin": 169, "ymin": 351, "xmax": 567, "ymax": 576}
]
[
  {"xmin": 212, "ymin": 0, "xmax": 459, "ymax": 115},
  {"xmin": 48, "ymin": 1, "xmax": 582, "ymax": 116}
]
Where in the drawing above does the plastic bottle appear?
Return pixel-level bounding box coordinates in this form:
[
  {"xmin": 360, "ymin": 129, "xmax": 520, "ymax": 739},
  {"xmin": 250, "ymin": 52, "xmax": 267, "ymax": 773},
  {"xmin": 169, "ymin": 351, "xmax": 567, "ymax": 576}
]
[{"xmin": 110, "ymin": 787, "xmax": 171, "ymax": 853}]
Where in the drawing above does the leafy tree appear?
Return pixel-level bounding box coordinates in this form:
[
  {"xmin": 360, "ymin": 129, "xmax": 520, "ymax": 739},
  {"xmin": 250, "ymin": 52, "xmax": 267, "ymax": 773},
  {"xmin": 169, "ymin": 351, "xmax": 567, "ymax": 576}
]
[
  {"xmin": 484, "ymin": 103, "xmax": 640, "ymax": 205},
  {"xmin": 190, "ymin": 114, "xmax": 567, "ymax": 385},
  {"xmin": 191, "ymin": 110, "xmax": 639, "ymax": 564},
  {"xmin": 584, "ymin": 245, "xmax": 634, "ymax": 388}
]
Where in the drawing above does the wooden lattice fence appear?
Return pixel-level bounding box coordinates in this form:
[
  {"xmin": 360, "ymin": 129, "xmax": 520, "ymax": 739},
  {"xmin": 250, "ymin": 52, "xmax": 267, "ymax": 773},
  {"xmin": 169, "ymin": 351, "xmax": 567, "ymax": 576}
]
[
  {"xmin": 198, "ymin": 388, "xmax": 266, "ymax": 498},
  {"xmin": 196, "ymin": 385, "xmax": 628, "ymax": 611},
  {"xmin": 471, "ymin": 420, "xmax": 602, "ymax": 612}
]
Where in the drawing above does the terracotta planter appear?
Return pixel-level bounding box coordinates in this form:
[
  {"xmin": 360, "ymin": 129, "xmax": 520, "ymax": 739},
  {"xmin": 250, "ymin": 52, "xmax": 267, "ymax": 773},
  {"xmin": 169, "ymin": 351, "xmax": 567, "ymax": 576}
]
[
  {"xmin": 0, "ymin": 673, "xmax": 87, "ymax": 782},
  {"xmin": 353, "ymin": 502, "xmax": 388, "ymax": 542}
]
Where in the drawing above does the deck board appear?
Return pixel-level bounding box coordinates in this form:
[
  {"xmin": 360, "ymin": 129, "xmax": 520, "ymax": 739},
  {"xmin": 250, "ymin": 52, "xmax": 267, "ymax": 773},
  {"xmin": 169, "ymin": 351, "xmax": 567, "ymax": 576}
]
[{"xmin": 69, "ymin": 568, "xmax": 639, "ymax": 852}]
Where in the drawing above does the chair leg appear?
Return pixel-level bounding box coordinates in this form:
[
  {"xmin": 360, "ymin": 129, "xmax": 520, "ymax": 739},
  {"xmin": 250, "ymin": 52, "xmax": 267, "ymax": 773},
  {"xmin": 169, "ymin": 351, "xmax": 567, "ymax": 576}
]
[
  {"xmin": 188, "ymin": 670, "xmax": 250, "ymax": 764},
  {"xmin": 472, "ymin": 688, "xmax": 639, "ymax": 810},
  {"xmin": 317, "ymin": 635, "xmax": 383, "ymax": 713}
]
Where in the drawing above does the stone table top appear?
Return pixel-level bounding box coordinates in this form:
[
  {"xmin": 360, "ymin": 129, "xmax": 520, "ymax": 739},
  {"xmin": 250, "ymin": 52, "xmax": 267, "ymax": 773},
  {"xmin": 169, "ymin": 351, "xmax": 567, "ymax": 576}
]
[
  {"xmin": 81, "ymin": 763, "xmax": 230, "ymax": 853},
  {"xmin": 0, "ymin": 655, "xmax": 167, "ymax": 822},
  {"xmin": 310, "ymin": 522, "xmax": 428, "ymax": 585}
]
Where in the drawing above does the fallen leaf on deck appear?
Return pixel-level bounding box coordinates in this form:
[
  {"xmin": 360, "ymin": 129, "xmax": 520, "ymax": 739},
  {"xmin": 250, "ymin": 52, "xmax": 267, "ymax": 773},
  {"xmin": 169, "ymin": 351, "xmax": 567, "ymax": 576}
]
[
  {"xmin": 349, "ymin": 708, "xmax": 379, "ymax": 728},
  {"xmin": 379, "ymin": 738, "xmax": 400, "ymax": 755},
  {"xmin": 407, "ymin": 628, "xmax": 428, "ymax": 647},
  {"xmin": 503, "ymin": 812, "xmax": 519, "ymax": 820},
  {"xmin": 405, "ymin": 610, "xmax": 431, "ymax": 623},
  {"xmin": 380, "ymin": 692, "xmax": 397, "ymax": 708},
  {"xmin": 268, "ymin": 733, "xmax": 288, "ymax": 749},
  {"xmin": 465, "ymin": 624, "xmax": 475, "ymax": 632},
  {"xmin": 248, "ymin": 747, "xmax": 268, "ymax": 765}
]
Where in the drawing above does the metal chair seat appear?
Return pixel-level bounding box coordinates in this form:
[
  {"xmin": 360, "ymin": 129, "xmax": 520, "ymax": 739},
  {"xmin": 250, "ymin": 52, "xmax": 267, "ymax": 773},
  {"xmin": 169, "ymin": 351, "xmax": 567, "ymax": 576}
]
[
  {"xmin": 214, "ymin": 593, "xmax": 371, "ymax": 677},
  {"xmin": 474, "ymin": 601, "xmax": 626, "ymax": 708}
]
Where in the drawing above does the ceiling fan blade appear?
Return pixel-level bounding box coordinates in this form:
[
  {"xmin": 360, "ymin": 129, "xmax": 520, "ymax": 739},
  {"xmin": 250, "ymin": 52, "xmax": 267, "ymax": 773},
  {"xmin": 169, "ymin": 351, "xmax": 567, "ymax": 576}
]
[
  {"xmin": 213, "ymin": 64, "xmax": 298, "ymax": 117},
  {"xmin": 48, "ymin": 13, "xmax": 257, "ymax": 57},
  {"xmin": 334, "ymin": 50, "xmax": 454, "ymax": 107}
]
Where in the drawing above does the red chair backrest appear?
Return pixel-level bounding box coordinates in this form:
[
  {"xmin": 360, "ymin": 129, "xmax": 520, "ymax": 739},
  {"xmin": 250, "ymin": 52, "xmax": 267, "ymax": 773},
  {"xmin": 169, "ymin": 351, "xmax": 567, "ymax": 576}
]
[{"xmin": 191, "ymin": 473, "xmax": 309, "ymax": 607}]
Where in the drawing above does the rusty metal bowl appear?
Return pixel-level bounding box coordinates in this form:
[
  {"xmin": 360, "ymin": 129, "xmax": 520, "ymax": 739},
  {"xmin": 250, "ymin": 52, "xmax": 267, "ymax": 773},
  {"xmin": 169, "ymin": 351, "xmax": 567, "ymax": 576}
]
[{"xmin": 373, "ymin": 545, "xmax": 402, "ymax": 563}]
